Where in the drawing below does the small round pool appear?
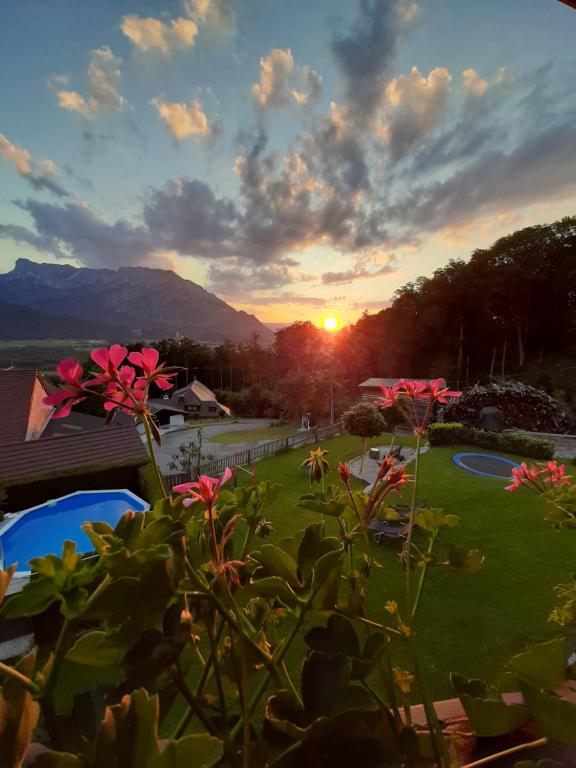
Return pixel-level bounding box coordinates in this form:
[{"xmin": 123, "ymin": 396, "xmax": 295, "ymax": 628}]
[
  {"xmin": 452, "ymin": 452, "xmax": 521, "ymax": 480},
  {"xmin": 0, "ymin": 490, "xmax": 149, "ymax": 574}
]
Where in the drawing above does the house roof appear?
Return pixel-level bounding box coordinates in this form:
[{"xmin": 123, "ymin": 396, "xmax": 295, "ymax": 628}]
[
  {"xmin": 174, "ymin": 379, "xmax": 217, "ymax": 403},
  {"xmin": 0, "ymin": 425, "xmax": 148, "ymax": 486},
  {"xmin": 0, "ymin": 369, "xmax": 43, "ymax": 443}
]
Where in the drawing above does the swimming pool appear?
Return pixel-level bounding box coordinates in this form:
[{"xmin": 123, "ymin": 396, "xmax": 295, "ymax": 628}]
[
  {"xmin": 452, "ymin": 452, "xmax": 521, "ymax": 480},
  {"xmin": 0, "ymin": 490, "xmax": 149, "ymax": 574}
]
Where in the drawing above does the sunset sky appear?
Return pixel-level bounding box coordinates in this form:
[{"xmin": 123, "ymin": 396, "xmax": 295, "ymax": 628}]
[{"xmin": 1, "ymin": 0, "xmax": 575, "ymax": 325}]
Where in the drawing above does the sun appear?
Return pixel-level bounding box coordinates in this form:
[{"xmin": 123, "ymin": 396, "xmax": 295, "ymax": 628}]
[{"xmin": 323, "ymin": 316, "xmax": 339, "ymax": 332}]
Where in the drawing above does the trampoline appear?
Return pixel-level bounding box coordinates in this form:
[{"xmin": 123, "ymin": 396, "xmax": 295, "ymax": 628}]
[{"xmin": 452, "ymin": 452, "xmax": 521, "ymax": 480}]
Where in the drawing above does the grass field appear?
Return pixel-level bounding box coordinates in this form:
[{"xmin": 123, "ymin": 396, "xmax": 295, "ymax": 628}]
[
  {"xmin": 210, "ymin": 423, "xmax": 298, "ymax": 444},
  {"xmin": 232, "ymin": 432, "xmax": 573, "ymax": 699}
]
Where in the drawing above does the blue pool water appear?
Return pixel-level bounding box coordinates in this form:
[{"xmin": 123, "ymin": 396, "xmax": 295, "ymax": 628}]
[{"xmin": 0, "ymin": 490, "xmax": 148, "ymax": 572}]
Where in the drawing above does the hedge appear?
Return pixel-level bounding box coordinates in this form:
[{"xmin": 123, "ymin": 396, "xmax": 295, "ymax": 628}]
[{"xmin": 428, "ymin": 423, "xmax": 555, "ymax": 460}]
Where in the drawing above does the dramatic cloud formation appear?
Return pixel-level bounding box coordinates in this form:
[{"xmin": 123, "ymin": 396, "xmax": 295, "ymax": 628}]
[
  {"xmin": 56, "ymin": 47, "xmax": 123, "ymax": 119},
  {"xmin": 332, "ymin": 0, "xmax": 417, "ymax": 122},
  {"xmin": 13, "ymin": 199, "xmax": 165, "ymax": 268},
  {"xmin": 251, "ymin": 49, "xmax": 322, "ymax": 110},
  {"xmin": 121, "ymin": 15, "xmax": 198, "ymax": 55},
  {"xmin": 151, "ymin": 98, "xmax": 212, "ymax": 139},
  {"xmin": 0, "ymin": 133, "xmax": 68, "ymax": 197},
  {"xmin": 379, "ymin": 66, "xmax": 452, "ymax": 160}
]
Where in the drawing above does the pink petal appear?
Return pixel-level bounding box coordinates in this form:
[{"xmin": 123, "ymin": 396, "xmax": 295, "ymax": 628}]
[
  {"xmin": 90, "ymin": 347, "xmax": 109, "ymax": 370},
  {"xmin": 127, "ymin": 351, "xmax": 143, "ymax": 368},
  {"xmin": 220, "ymin": 467, "xmax": 233, "ymax": 487},
  {"xmin": 142, "ymin": 347, "xmax": 159, "ymax": 370},
  {"xmin": 109, "ymin": 344, "xmax": 128, "ymax": 368}
]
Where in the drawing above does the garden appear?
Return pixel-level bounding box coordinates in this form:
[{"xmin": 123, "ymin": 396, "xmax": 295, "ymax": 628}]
[{"xmin": 1, "ymin": 348, "xmax": 576, "ymax": 767}]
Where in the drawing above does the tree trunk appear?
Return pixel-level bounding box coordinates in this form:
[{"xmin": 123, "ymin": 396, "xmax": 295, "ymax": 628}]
[
  {"xmin": 489, "ymin": 346, "xmax": 497, "ymax": 379},
  {"xmin": 501, "ymin": 336, "xmax": 508, "ymax": 377},
  {"xmin": 456, "ymin": 318, "xmax": 464, "ymax": 391},
  {"xmin": 517, "ymin": 323, "xmax": 525, "ymax": 367}
]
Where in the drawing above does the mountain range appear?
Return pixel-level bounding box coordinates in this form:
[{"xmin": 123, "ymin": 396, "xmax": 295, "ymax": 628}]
[{"xmin": 0, "ymin": 259, "xmax": 273, "ymax": 344}]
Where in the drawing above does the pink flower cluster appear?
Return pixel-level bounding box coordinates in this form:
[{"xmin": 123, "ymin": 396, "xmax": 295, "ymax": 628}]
[
  {"xmin": 173, "ymin": 467, "xmax": 243, "ymax": 587},
  {"xmin": 377, "ymin": 378, "xmax": 461, "ymax": 435},
  {"xmin": 43, "ymin": 344, "xmax": 176, "ymax": 419},
  {"xmin": 505, "ymin": 460, "xmax": 573, "ymax": 493}
]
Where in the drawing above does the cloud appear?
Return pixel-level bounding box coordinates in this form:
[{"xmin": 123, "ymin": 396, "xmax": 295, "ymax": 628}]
[
  {"xmin": 11, "ymin": 199, "xmax": 165, "ymax": 268},
  {"xmin": 387, "ymin": 119, "xmax": 576, "ymax": 236},
  {"xmin": 348, "ymin": 299, "xmax": 391, "ymax": 311},
  {"xmin": 151, "ymin": 98, "xmax": 212, "ymax": 139},
  {"xmin": 462, "ymin": 68, "xmax": 488, "ymax": 98},
  {"xmin": 251, "ymin": 49, "xmax": 322, "ymax": 109},
  {"xmin": 121, "ymin": 15, "xmax": 198, "ymax": 55},
  {"xmin": 247, "ymin": 293, "xmax": 345, "ymax": 308},
  {"xmin": 379, "ymin": 66, "xmax": 452, "ymax": 161},
  {"xmin": 56, "ymin": 47, "xmax": 123, "ymax": 119},
  {"xmin": 0, "ymin": 133, "xmax": 68, "ymax": 197},
  {"xmin": 321, "ymin": 262, "xmax": 396, "ymax": 285},
  {"xmin": 332, "ymin": 0, "xmax": 417, "ymax": 121},
  {"xmin": 206, "ymin": 260, "xmax": 313, "ymax": 296},
  {"xmin": 183, "ymin": 0, "xmax": 236, "ymax": 33},
  {"xmin": 0, "ymin": 222, "xmax": 67, "ymax": 258}
]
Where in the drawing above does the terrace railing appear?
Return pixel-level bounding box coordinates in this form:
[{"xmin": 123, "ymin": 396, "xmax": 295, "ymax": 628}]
[{"xmin": 163, "ymin": 421, "xmax": 343, "ymax": 488}]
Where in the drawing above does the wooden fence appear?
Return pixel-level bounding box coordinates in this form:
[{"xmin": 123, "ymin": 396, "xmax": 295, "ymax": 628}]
[{"xmin": 163, "ymin": 421, "xmax": 343, "ymax": 488}]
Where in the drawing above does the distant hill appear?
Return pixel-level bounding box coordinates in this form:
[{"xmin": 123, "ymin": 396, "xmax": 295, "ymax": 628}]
[{"xmin": 0, "ymin": 259, "xmax": 273, "ymax": 344}]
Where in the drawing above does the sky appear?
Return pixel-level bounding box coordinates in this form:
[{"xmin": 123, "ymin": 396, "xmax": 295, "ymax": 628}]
[{"xmin": 1, "ymin": 0, "xmax": 575, "ymax": 327}]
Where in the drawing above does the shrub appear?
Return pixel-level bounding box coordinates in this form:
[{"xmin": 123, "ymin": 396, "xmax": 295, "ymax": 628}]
[
  {"xmin": 447, "ymin": 380, "xmax": 575, "ymax": 434},
  {"xmin": 428, "ymin": 422, "xmax": 555, "ymax": 459},
  {"xmin": 342, "ymin": 401, "xmax": 386, "ymax": 468}
]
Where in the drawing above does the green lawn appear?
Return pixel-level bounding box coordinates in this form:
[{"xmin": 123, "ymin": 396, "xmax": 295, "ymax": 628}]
[
  {"xmin": 210, "ymin": 423, "xmax": 298, "ymax": 444},
  {"xmin": 233, "ymin": 432, "xmax": 574, "ymax": 699}
]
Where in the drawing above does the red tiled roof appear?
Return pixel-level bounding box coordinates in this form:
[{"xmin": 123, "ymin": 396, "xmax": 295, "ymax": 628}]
[
  {"xmin": 0, "ymin": 370, "xmax": 40, "ymax": 443},
  {"xmin": 0, "ymin": 425, "xmax": 148, "ymax": 486}
]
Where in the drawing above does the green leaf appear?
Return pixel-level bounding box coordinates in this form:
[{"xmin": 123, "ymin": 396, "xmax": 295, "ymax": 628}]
[
  {"xmin": 298, "ymin": 521, "xmax": 341, "ymax": 583},
  {"xmin": 65, "ymin": 630, "xmax": 128, "ymax": 667},
  {"xmin": 297, "ymin": 493, "xmax": 347, "ymax": 518},
  {"xmin": 35, "ymin": 753, "xmax": 82, "ymax": 768},
  {"xmin": 152, "ymin": 734, "xmax": 222, "ymax": 768},
  {"xmin": 310, "ymin": 548, "xmax": 344, "ymax": 610},
  {"xmin": 1, "ymin": 577, "xmax": 59, "ymax": 618},
  {"xmin": 508, "ymin": 638, "xmax": 567, "ymax": 690},
  {"xmin": 413, "ymin": 507, "xmax": 460, "ymax": 532},
  {"xmin": 446, "ymin": 544, "xmax": 485, "ymax": 573},
  {"xmin": 251, "ymin": 544, "xmax": 300, "ymax": 587},
  {"xmin": 240, "ymin": 576, "xmax": 298, "ymax": 607},
  {"xmin": 521, "ymin": 683, "xmax": 576, "ymax": 744},
  {"xmin": 451, "ymin": 673, "xmax": 527, "ymax": 737},
  {"xmin": 305, "ymin": 616, "xmax": 360, "ymax": 658}
]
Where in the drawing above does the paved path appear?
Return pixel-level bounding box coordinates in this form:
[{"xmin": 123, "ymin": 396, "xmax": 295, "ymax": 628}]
[
  {"xmin": 150, "ymin": 419, "xmax": 274, "ymax": 472},
  {"xmin": 348, "ymin": 443, "xmax": 429, "ymax": 492},
  {"xmin": 506, "ymin": 430, "xmax": 576, "ymax": 460}
]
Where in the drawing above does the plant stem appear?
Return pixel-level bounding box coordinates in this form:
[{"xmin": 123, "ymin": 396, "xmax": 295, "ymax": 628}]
[
  {"xmin": 461, "ymin": 737, "xmax": 548, "ymax": 768},
  {"xmin": 230, "ymin": 609, "xmax": 304, "ymax": 741},
  {"xmin": 42, "ymin": 615, "xmax": 74, "ymax": 748},
  {"xmin": 0, "ymin": 661, "xmax": 39, "ymax": 693},
  {"xmin": 142, "ymin": 415, "xmax": 167, "ymax": 497},
  {"xmin": 411, "ymin": 531, "xmax": 438, "ymax": 621},
  {"xmin": 405, "ymin": 634, "xmax": 450, "ymax": 768},
  {"xmin": 405, "ymin": 431, "xmax": 422, "ymax": 621}
]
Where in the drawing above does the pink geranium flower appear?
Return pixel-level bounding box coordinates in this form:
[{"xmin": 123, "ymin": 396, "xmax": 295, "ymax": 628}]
[
  {"xmin": 505, "ymin": 463, "xmax": 543, "ymax": 492},
  {"xmin": 88, "ymin": 344, "xmax": 128, "ymax": 385},
  {"xmin": 419, "ymin": 378, "xmax": 462, "ymax": 404},
  {"xmin": 128, "ymin": 347, "xmax": 176, "ymax": 391},
  {"xmin": 43, "ymin": 358, "xmax": 89, "ymax": 418},
  {"xmin": 174, "ymin": 467, "xmax": 233, "ymax": 509}
]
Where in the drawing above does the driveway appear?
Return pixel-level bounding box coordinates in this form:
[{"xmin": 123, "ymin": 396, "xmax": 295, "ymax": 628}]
[{"xmin": 149, "ymin": 419, "xmax": 273, "ymax": 472}]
